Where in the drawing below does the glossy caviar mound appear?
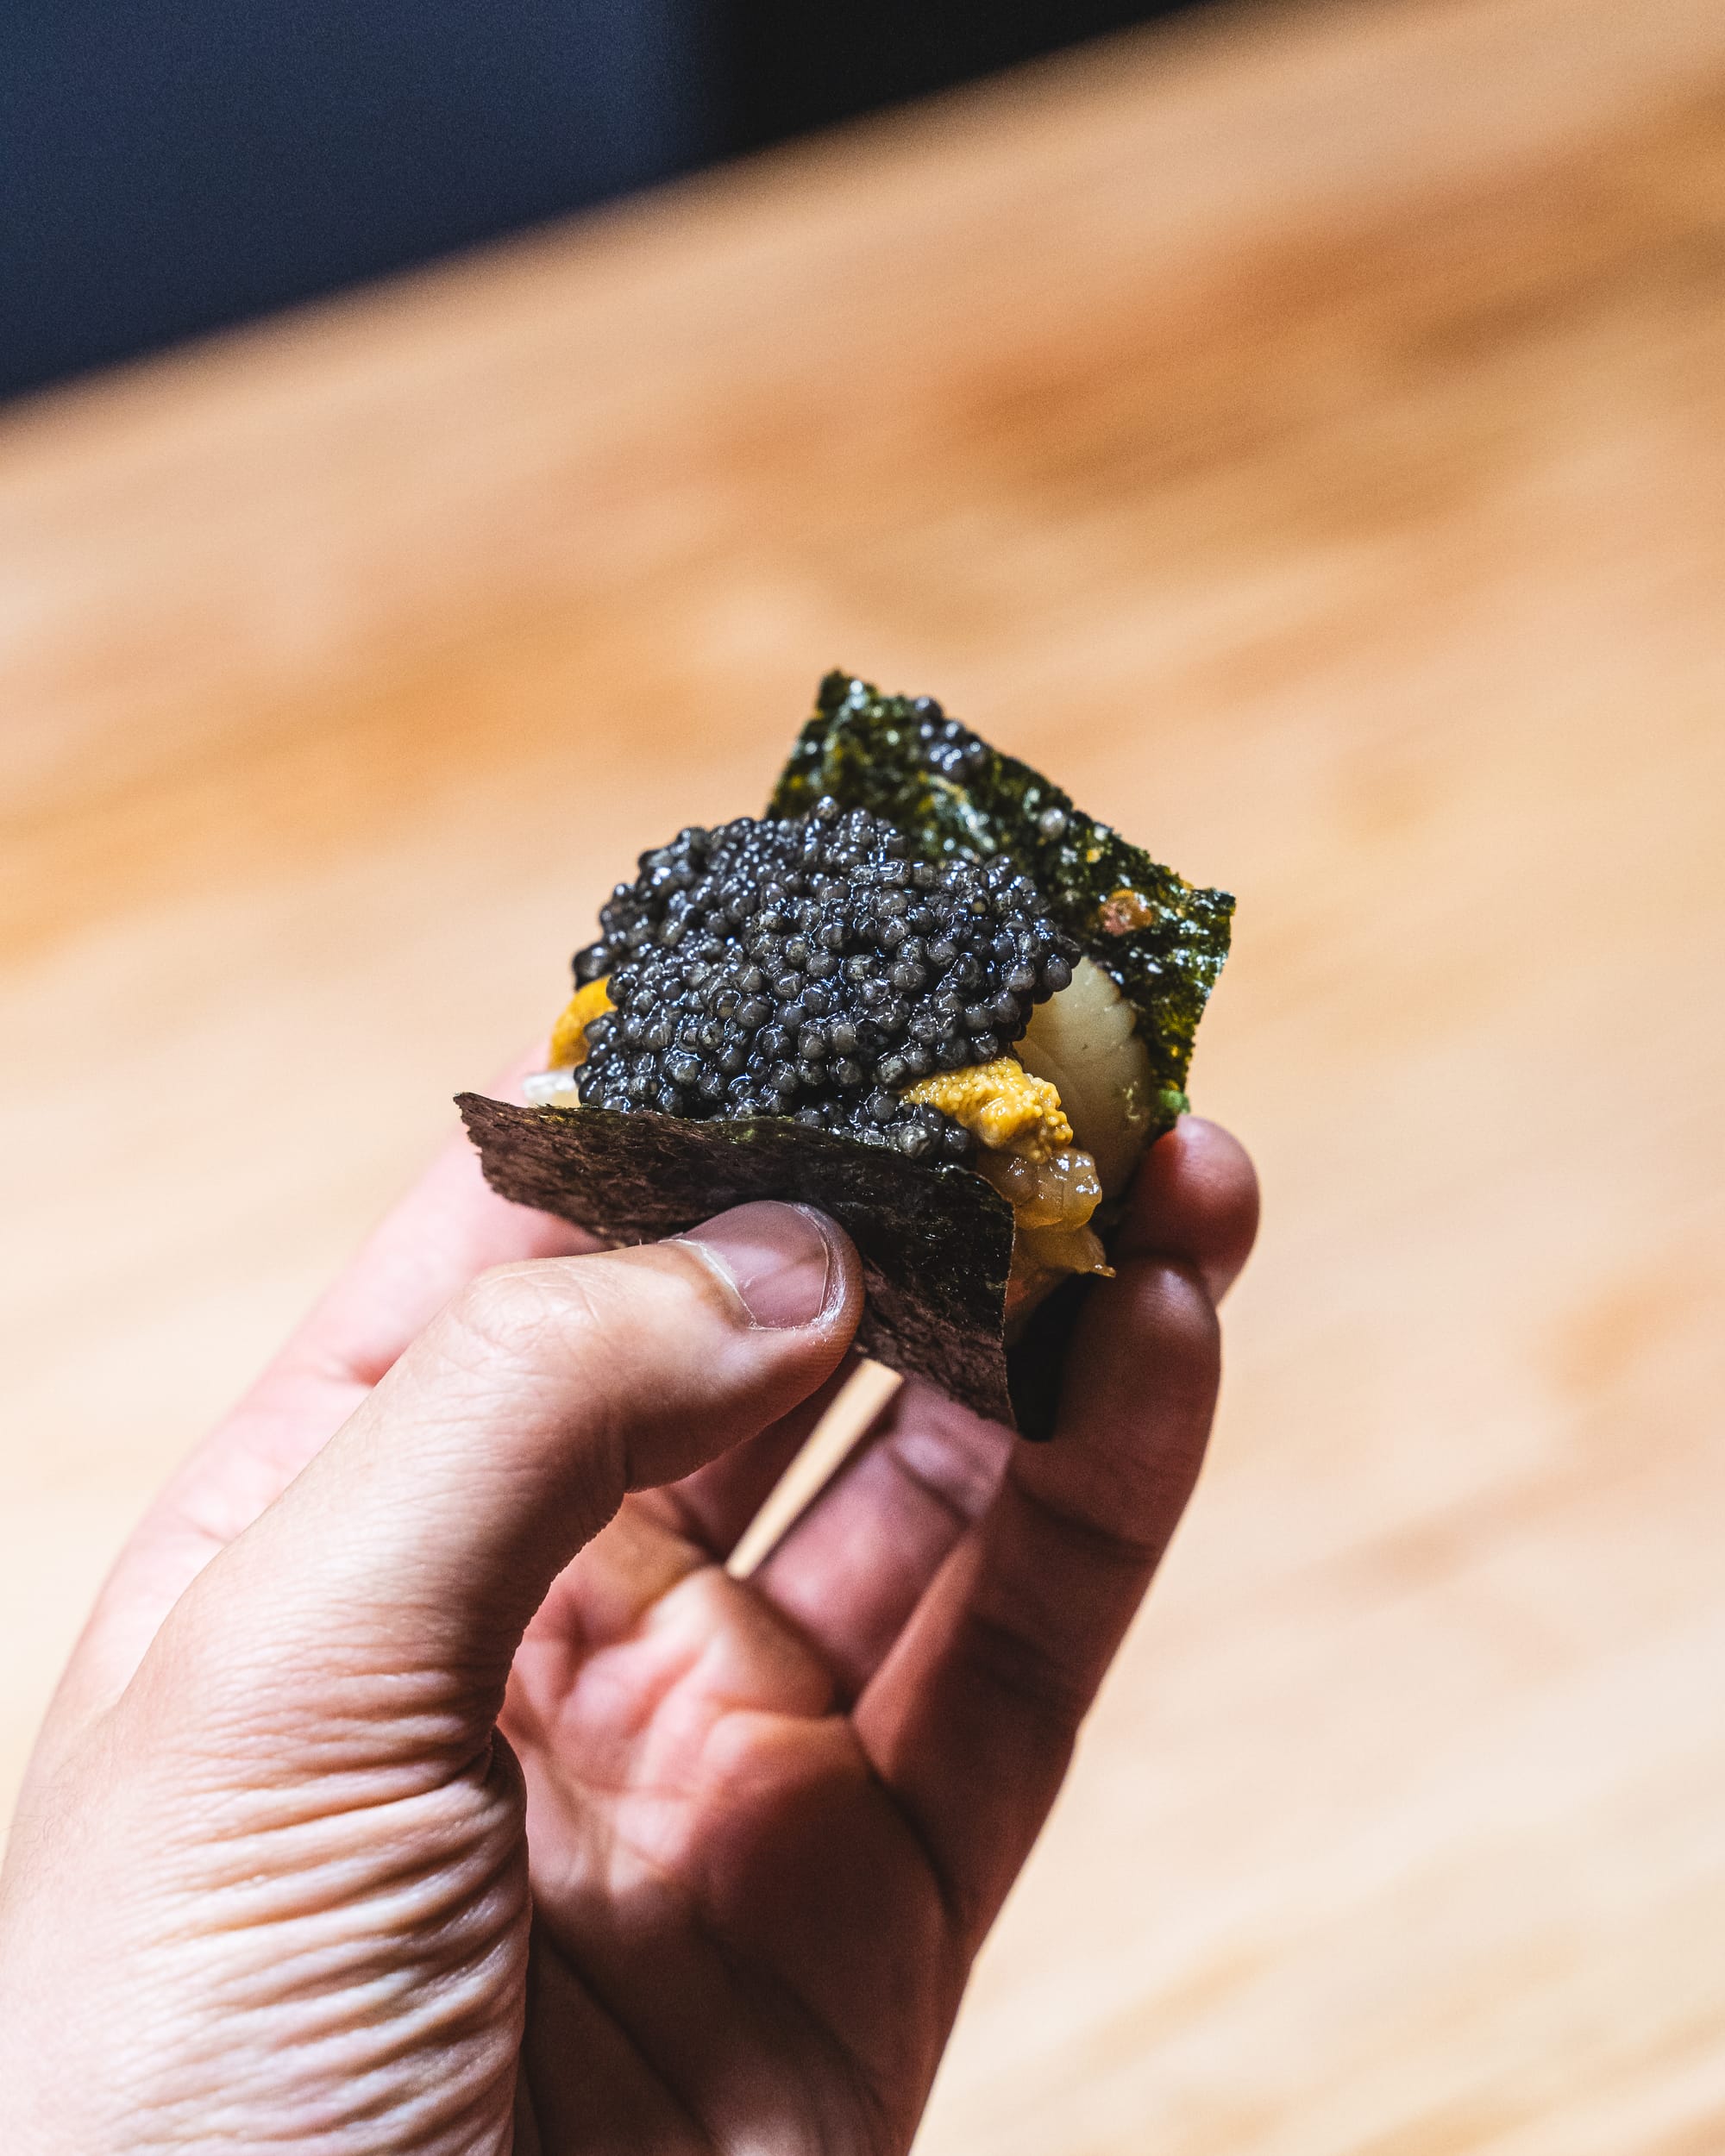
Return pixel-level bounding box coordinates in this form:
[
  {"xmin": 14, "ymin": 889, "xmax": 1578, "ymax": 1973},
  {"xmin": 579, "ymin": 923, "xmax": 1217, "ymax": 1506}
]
[{"xmin": 572, "ymin": 797, "xmax": 1079, "ymax": 1156}]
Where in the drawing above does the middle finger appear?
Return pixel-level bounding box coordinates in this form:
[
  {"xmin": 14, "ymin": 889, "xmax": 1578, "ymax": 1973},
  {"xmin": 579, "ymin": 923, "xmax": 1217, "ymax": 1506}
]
[{"xmin": 746, "ymin": 1377, "xmax": 1012, "ymax": 1697}]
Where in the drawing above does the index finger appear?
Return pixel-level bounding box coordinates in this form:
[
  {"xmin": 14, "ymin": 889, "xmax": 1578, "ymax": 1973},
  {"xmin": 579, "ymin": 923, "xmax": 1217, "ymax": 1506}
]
[
  {"xmin": 850, "ymin": 1246, "xmax": 1223, "ymax": 1946},
  {"xmin": 736, "ymin": 1113, "xmax": 1257, "ymax": 1700}
]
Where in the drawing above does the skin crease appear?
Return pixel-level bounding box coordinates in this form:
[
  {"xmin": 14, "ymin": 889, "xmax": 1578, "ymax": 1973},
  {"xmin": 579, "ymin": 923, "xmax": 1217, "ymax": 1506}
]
[{"xmin": 0, "ymin": 1100, "xmax": 1258, "ymax": 2156}]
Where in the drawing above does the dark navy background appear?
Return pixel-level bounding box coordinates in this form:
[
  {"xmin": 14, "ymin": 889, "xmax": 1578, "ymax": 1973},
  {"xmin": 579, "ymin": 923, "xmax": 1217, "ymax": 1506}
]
[{"xmin": 2, "ymin": 1, "xmax": 1203, "ymax": 402}]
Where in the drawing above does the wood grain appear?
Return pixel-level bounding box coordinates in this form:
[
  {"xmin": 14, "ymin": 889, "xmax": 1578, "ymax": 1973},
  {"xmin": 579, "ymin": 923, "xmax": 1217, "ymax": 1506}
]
[{"xmin": 3, "ymin": 0, "xmax": 1724, "ymax": 2148}]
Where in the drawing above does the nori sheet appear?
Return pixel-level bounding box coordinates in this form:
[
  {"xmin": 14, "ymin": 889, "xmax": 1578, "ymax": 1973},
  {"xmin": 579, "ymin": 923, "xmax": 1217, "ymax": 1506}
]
[
  {"xmin": 458, "ymin": 1092, "xmax": 1019, "ymax": 1428},
  {"xmin": 461, "ymin": 672, "xmax": 1233, "ymax": 1438},
  {"xmin": 771, "ymin": 671, "xmax": 1233, "ymax": 1124}
]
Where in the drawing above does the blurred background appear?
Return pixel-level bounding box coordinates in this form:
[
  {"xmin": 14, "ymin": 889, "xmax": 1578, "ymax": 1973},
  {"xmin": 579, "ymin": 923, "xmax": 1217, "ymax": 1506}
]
[
  {"xmin": 4, "ymin": 1, "xmax": 1725, "ymax": 2152},
  {"xmin": 3, "ymin": 0, "xmax": 1208, "ymax": 399}
]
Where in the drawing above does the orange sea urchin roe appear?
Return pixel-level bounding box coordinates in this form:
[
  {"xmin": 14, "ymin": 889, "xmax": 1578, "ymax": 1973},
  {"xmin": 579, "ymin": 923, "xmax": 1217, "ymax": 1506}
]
[
  {"xmin": 548, "ymin": 976, "xmax": 613, "ymax": 1069},
  {"xmin": 905, "ymin": 1056, "xmax": 1111, "ymax": 1288},
  {"xmin": 900, "ymin": 1056, "xmax": 1072, "ymax": 1160}
]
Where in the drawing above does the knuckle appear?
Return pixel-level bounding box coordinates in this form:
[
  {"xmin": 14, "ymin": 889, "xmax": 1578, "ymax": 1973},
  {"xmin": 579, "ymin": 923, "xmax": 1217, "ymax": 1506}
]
[
  {"xmin": 1016, "ymin": 1481, "xmax": 1168, "ymax": 1574},
  {"xmin": 957, "ymin": 1604, "xmax": 1095, "ymax": 1736},
  {"xmin": 446, "ymin": 1258, "xmax": 606, "ymax": 1371}
]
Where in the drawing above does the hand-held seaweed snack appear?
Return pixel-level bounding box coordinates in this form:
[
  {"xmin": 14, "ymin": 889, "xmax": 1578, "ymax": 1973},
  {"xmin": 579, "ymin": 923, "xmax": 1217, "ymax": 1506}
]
[{"xmin": 461, "ymin": 673, "xmax": 1232, "ymax": 1435}]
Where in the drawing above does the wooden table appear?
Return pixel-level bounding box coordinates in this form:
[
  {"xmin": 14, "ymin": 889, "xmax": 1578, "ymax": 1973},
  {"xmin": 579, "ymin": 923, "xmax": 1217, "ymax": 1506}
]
[{"xmin": 4, "ymin": 0, "xmax": 1724, "ymax": 2145}]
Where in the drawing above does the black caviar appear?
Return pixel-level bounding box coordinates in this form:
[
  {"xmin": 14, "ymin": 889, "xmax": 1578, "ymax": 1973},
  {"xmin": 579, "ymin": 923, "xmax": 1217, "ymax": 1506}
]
[{"xmin": 572, "ymin": 798, "xmax": 1078, "ymax": 1160}]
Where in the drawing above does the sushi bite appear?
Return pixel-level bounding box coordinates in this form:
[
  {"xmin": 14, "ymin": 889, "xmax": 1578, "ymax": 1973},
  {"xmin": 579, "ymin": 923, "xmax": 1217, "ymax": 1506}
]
[
  {"xmin": 461, "ymin": 674, "xmax": 1231, "ymax": 1432},
  {"xmin": 527, "ymin": 803, "xmax": 1120, "ymax": 1332}
]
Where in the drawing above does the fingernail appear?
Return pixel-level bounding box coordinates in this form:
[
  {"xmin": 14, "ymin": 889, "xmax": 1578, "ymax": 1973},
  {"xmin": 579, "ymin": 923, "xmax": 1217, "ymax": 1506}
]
[{"xmin": 679, "ymin": 1203, "xmax": 838, "ymax": 1330}]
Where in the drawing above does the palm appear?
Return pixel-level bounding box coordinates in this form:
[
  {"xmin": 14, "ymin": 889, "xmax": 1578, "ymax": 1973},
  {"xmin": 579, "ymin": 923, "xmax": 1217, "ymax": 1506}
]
[{"xmin": 504, "ymin": 1386, "xmax": 988, "ymax": 2156}]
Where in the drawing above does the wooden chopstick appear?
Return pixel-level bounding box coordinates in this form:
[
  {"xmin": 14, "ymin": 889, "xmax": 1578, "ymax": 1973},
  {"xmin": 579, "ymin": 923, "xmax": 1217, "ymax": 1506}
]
[{"xmin": 726, "ymin": 1357, "xmax": 904, "ymax": 1580}]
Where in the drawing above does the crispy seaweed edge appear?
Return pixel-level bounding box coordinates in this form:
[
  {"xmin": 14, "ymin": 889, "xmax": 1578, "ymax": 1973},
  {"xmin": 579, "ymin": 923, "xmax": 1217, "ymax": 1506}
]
[
  {"xmin": 768, "ymin": 670, "xmax": 1234, "ymax": 1121},
  {"xmin": 768, "ymin": 668, "xmax": 1235, "ymax": 1433},
  {"xmin": 457, "ymin": 1093, "xmax": 1029, "ymax": 1431}
]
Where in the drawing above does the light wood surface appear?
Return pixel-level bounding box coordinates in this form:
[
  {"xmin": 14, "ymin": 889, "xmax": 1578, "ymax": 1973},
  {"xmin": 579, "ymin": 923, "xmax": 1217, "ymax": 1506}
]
[{"xmin": 5, "ymin": 0, "xmax": 1725, "ymax": 2147}]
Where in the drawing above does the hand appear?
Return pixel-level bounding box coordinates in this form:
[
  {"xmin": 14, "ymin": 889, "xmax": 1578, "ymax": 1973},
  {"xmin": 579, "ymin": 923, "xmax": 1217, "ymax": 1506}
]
[{"xmin": 0, "ymin": 1108, "xmax": 1256, "ymax": 2155}]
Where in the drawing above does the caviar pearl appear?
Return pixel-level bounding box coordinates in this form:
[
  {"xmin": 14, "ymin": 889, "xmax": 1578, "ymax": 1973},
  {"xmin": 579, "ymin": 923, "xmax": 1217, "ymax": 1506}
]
[{"xmin": 572, "ymin": 801, "xmax": 1077, "ymax": 1151}]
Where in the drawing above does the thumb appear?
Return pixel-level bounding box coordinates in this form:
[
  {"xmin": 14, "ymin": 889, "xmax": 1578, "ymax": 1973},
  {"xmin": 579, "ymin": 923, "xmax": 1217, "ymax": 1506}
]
[{"xmin": 158, "ymin": 1202, "xmax": 859, "ymax": 1714}]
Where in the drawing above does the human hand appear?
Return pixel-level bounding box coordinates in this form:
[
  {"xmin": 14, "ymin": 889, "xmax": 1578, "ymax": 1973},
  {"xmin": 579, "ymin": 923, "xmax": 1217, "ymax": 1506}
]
[{"xmin": 0, "ymin": 1106, "xmax": 1256, "ymax": 2156}]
